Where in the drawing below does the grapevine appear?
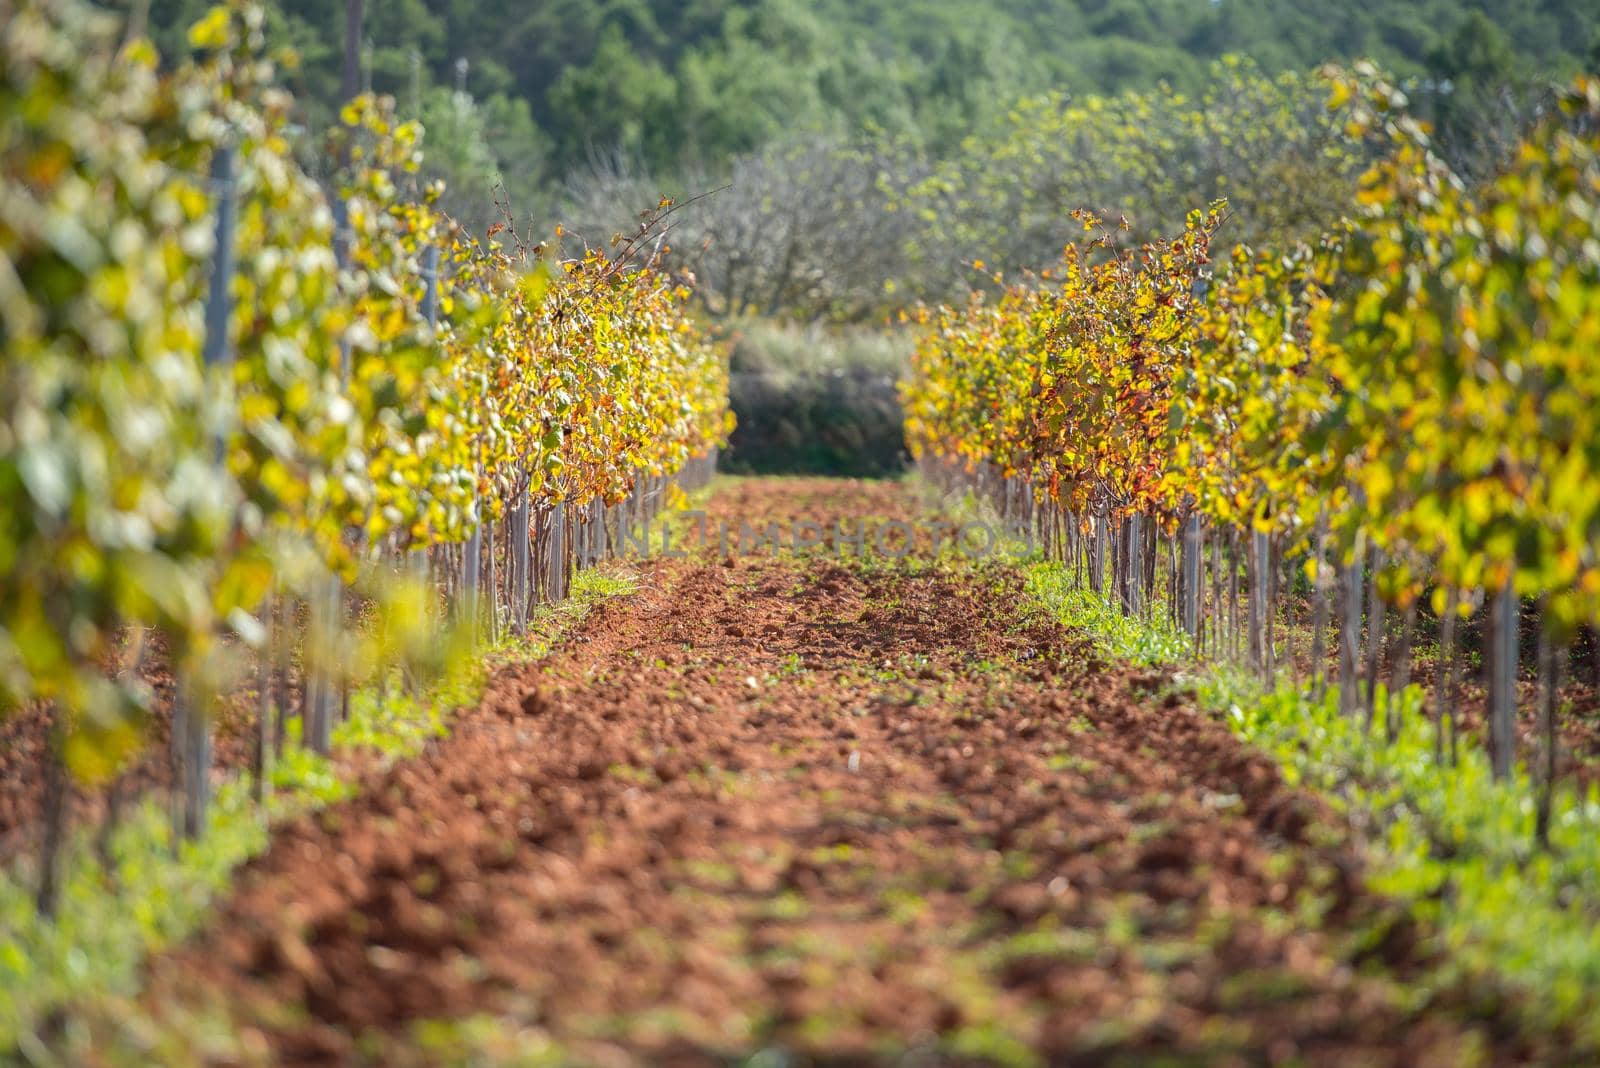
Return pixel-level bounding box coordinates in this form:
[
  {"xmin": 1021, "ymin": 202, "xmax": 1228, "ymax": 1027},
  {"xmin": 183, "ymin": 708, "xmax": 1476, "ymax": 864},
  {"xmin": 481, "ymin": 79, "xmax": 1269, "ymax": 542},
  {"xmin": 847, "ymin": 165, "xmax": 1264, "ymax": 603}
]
[
  {"xmin": 903, "ymin": 65, "xmax": 1600, "ymax": 738},
  {"xmin": 0, "ymin": 0, "xmax": 731, "ymax": 798}
]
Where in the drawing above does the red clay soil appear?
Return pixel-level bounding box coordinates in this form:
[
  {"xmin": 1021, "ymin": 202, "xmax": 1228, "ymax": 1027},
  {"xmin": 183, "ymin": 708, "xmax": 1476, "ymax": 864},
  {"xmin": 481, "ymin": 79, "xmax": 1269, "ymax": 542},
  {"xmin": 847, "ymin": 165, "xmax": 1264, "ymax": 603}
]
[
  {"xmin": 133, "ymin": 478, "xmax": 1544, "ymax": 1066},
  {"xmin": 0, "ymin": 630, "xmax": 263, "ymax": 854}
]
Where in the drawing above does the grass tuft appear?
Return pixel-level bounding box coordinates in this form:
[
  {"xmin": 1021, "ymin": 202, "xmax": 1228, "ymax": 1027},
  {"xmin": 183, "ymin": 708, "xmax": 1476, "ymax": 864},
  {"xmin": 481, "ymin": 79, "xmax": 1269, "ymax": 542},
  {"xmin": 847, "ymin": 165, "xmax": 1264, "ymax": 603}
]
[{"xmin": 1024, "ymin": 556, "xmax": 1600, "ymax": 1055}]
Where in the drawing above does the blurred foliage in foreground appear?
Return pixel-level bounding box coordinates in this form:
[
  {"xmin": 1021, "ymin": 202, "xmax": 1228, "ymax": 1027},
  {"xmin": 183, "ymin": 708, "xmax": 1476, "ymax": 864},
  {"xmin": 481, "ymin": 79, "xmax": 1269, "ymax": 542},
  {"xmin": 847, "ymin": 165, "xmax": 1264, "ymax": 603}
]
[{"xmin": 0, "ymin": 0, "xmax": 727, "ymax": 766}]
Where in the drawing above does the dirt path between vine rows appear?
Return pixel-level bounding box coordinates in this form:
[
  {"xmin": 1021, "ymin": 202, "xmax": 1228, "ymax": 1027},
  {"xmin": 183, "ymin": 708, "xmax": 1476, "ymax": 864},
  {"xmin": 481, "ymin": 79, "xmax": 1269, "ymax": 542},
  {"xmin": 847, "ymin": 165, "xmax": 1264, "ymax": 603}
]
[{"xmin": 135, "ymin": 478, "xmax": 1538, "ymax": 1067}]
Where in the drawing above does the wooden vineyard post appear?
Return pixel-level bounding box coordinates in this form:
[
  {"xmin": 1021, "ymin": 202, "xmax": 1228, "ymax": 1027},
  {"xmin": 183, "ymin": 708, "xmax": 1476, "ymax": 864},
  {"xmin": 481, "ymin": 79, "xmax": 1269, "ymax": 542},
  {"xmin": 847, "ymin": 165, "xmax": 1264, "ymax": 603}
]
[
  {"xmin": 1308, "ymin": 516, "xmax": 1330, "ymax": 700},
  {"xmin": 1170, "ymin": 531, "xmax": 1180, "ymax": 629},
  {"xmin": 577, "ymin": 499, "xmax": 593, "ymax": 569},
  {"xmin": 1124, "ymin": 513, "xmax": 1141, "ymax": 616},
  {"xmin": 1110, "ymin": 517, "xmax": 1123, "ymax": 607},
  {"xmin": 174, "ymin": 140, "xmax": 238, "ymax": 839},
  {"xmin": 1280, "ymin": 538, "xmax": 1298, "ymax": 690},
  {"xmin": 1091, "ymin": 515, "xmax": 1107, "ymax": 597},
  {"xmin": 588, "ymin": 499, "xmax": 604, "ymax": 567},
  {"xmin": 1338, "ymin": 535, "xmax": 1364, "ymax": 719},
  {"xmin": 532, "ymin": 509, "xmax": 548, "ymax": 604},
  {"xmin": 549, "ymin": 503, "xmax": 567, "ymax": 602},
  {"xmin": 462, "ymin": 508, "xmax": 483, "ymax": 643},
  {"xmin": 1489, "ymin": 576, "xmax": 1518, "ymax": 780},
  {"xmin": 1228, "ymin": 533, "xmax": 1240, "ymax": 663},
  {"xmin": 308, "ymin": 198, "xmax": 355, "ymax": 756},
  {"xmin": 511, "ymin": 479, "xmax": 531, "ymax": 634},
  {"xmin": 422, "ymin": 240, "xmax": 480, "ymax": 649},
  {"xmin": 1535, "ymin": 618, "xmax": 1563, "ymax": 847},
  {"xmin": 393, "ymin": 258, "xmax": 435, "ymax": 700},
  {"xmin": 1209, "ymin": 532, "xmax": 1222, "ymax": 659},
  {"xmin": 36, "ymin": 708, "xmax": 69, "ymax": 915},
  {"xmin": 306, "ymin": 572, "xmax": 341, "ymax": 754},
  {"xmin": 1265, "ymin": 535, "xmax": 1278, "ymax": 682},
  {"xmin": 1362, "ymin": 545, "xmax": 1387, "ymax": 728},
  {"xmin": 485, "ymin": 510, "xmax": 499, "ymax": 645},
  {"xmin": 1248, "ymin": 528, "xmax": 1269, "ymax": 678},
  {"xmin": 1182, "ymin": 514, "xmax": 1202, "ymax": 649}
]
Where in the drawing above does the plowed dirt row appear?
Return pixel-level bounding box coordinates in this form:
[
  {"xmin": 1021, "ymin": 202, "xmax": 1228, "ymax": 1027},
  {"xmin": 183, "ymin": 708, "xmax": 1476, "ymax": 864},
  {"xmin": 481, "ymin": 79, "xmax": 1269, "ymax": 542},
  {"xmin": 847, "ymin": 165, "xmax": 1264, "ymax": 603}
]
[{"xmin": 142, "ymin": 479, "xmax": 1527, "ymax": 1066}]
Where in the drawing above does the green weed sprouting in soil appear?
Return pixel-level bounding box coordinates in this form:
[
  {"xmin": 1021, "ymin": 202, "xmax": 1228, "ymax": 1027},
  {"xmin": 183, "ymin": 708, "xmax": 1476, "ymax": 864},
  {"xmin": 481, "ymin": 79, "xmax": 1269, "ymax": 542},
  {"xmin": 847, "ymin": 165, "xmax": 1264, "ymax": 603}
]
[
  {"xmin": 1223, "ymin": 680, "xmax": 1600, "ymax": 1049},
  {"xmin": 0, "ymin": 561, "xmax": 642, "ymax": 1060},
  {"xmin": 0, "ymin": 680, "xmax": 463, "ymax": 1054},
  {"xmin": 0, "ymin": 779, "xmax": 268, "ymax": 1058},
  {"xmin": 1026, "ymin": 558, "xmax": 1600, "ymax": 1054},
  {"xmin": 1024, "ymin": 564, "xmax": 1190, "ymax": 665}
]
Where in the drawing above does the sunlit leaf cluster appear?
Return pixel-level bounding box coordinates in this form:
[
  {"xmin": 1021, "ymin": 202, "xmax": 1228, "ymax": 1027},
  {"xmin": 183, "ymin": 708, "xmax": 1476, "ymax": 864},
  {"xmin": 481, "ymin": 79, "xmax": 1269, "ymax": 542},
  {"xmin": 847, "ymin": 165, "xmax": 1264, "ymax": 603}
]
[{"xmin": 902, "ymin": 205, "xmax": 1223, "ymax": 523}]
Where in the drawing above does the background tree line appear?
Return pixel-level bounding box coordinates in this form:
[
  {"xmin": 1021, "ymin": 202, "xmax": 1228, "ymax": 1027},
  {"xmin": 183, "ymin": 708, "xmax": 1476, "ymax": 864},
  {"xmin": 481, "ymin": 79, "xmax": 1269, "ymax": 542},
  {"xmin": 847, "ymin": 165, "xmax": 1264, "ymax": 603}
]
[
  {"xmin": 119, "ymin": 1, "xmax": 1599, "ymax": 265},
  {"xmin": 113, "ymin": 0, "xmax": 1600, "ymax": 475}
]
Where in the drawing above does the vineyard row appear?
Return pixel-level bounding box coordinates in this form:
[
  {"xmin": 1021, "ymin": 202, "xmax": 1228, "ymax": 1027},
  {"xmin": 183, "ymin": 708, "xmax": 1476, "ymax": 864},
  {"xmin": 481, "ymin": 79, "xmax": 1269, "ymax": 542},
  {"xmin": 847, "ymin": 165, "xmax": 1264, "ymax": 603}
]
[
  {"xmin": 901, "ymin": 69, "xmax": 1600, "ymax": 831},
  {"xmin": 1, "ymin": 0, "xmax": 731, "ymax": 906}
]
